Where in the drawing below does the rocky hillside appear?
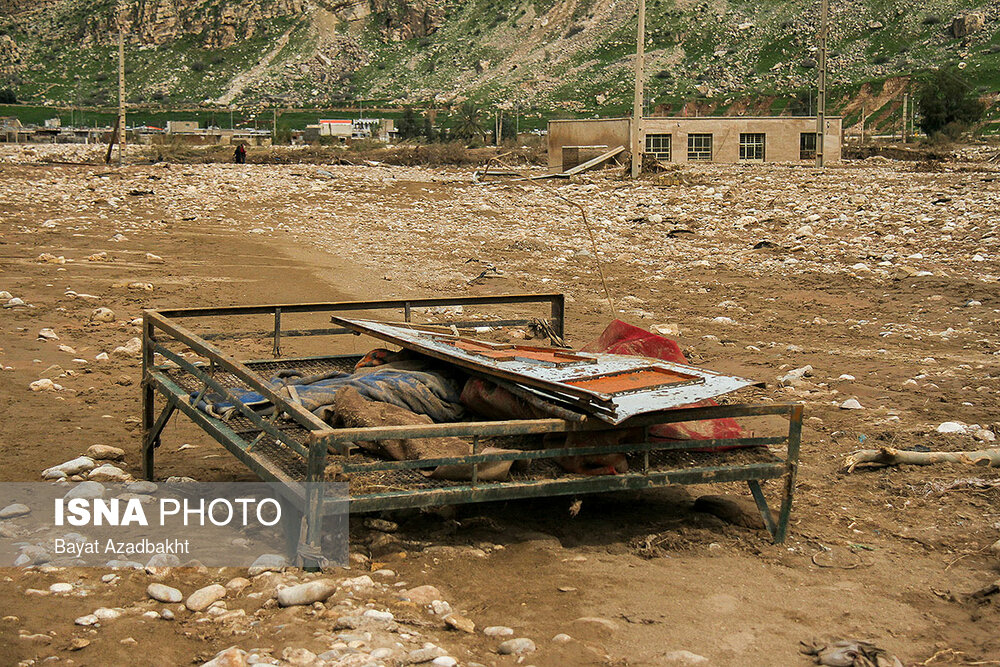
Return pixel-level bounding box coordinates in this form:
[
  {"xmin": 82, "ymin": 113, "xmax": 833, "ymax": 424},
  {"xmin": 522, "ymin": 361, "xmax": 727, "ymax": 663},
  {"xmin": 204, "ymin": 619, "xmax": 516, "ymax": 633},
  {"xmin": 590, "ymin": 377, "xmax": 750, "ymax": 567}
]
[{"xmin": 1, "ymin": 0, "xmax": 997, "ymax": 122}]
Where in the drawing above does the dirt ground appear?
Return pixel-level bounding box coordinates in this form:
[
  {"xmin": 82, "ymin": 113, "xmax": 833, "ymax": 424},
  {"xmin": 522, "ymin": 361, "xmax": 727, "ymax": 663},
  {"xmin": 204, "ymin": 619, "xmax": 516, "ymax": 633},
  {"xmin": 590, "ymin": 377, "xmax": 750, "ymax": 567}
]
[{"xmin": 1, "ymin": 145, "xmax": 999, "ymax": 666}]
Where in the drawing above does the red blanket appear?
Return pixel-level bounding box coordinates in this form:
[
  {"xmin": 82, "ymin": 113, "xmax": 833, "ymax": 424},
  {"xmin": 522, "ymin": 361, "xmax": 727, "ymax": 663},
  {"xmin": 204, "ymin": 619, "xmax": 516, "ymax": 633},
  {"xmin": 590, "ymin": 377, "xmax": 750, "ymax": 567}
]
[{"xmin": 581, "ymin": 320, "xmax": 745, "ymax": 448}]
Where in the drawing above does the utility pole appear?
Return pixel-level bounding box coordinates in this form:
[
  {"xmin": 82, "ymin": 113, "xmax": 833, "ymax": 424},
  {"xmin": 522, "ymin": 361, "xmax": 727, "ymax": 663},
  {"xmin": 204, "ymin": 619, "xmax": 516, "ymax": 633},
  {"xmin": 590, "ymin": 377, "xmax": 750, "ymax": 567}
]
[
  {"xmin": 116, "ymin": 3, "xmax": 126, "ymax": 166},
  {"xmin": 861, "ymin": 103, "xmax": 866, "ymax": 145},
  {"xmin": 815, "ymin": 0, "xmax": 828, "ymax": 167},
  {"xmin": 630, "ymin": 0, "xmax": 645, "ymax": 178},
  {"xmin": 901, "ymin": 92, "xmax": 908, "ymax": 142}
]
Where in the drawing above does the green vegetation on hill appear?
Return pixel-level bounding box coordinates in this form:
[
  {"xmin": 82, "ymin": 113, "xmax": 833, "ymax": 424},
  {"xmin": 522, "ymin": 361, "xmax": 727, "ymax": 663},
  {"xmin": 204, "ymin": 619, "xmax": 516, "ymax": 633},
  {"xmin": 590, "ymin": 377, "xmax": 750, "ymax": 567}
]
[{"xmin": 0, "ymin": 0, "xmax": 997, "ymax": 125}]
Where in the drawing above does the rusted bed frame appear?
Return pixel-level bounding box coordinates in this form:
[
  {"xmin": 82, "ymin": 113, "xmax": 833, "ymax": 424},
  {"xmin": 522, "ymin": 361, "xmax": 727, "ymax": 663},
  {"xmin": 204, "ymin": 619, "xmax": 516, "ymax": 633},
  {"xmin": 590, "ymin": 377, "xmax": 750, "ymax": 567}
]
[{"xmin": 141, "ymin": 294, "xmax": 802, "ymax": 565}]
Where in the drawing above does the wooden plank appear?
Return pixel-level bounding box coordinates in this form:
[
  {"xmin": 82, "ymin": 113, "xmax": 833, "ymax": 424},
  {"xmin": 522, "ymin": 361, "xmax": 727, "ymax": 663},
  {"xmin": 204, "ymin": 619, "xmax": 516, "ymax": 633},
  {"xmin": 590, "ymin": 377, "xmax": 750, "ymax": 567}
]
[{"xmin": 562, "ymin": 145, "xmax": 626, "ymax": 176}]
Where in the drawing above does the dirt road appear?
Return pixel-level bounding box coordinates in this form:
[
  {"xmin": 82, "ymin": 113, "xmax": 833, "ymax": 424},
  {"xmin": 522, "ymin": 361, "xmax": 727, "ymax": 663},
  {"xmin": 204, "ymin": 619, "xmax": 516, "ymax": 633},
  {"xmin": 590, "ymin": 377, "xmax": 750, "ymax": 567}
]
[{"xmin": 1, "ymin": 147, "xmax": 998, "ymax": 665}]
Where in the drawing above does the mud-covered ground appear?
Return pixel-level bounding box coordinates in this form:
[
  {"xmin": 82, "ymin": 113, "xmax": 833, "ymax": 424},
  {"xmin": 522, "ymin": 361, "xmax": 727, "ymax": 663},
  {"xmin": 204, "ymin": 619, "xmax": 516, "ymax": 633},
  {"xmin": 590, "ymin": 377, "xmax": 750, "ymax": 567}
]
[{"xmin": 1, "ymin": 144, "xmax": 999, "ymax": 666}]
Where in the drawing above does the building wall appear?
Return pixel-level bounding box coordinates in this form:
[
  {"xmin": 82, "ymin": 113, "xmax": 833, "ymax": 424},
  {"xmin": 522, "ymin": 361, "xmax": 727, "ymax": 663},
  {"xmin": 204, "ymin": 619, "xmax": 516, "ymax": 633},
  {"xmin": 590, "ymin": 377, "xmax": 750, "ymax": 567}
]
[
  {"xmin": 547, "ymin": 116, "xmax": 842, "ymax": 167},
  {"xmin": 641, "ymin": 116, "xmax": 842, "ymax": 163},
  {"xmin": 547, "ymin": 118, "xmax": 630, "ymax": 171}
]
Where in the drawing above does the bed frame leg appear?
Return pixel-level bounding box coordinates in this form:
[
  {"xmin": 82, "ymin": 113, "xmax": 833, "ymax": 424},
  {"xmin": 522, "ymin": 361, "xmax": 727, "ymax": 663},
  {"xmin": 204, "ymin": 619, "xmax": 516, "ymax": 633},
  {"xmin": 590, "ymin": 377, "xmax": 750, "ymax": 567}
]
[
  {"xmin": 747, "ymin": 480, "xmax": 778, "ymax": 540},
  {"xmin": 300, "ymin": 442, "xmax": 329, "ymax": 571},
  {"xmin": 280, "ymin": 497, "xmax": 304, "ymax": 562},
  {"xmin": 773, "ymin": 404, "xmax": 804, "ymax": 544}
]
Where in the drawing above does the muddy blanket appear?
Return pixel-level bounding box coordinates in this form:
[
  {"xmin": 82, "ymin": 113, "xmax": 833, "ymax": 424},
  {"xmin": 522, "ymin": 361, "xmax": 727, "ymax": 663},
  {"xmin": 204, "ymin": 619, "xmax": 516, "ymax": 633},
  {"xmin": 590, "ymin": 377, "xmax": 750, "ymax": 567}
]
[
  {"xmin": 329, "ymin": 386, "xmax": 515, "ymax": 481},
  {"xmin": 193, "ymin": 361, "xmax": 465, "ymax": 424}
]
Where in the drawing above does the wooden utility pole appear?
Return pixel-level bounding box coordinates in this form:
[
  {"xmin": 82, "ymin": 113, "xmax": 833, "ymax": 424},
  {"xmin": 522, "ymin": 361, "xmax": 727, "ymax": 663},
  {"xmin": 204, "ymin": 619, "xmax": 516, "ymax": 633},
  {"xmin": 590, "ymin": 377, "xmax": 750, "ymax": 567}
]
[
  {"xmin": 861, "ymin": 103, "xmax": 866, "ymax": 145},
  {"xmin": 116, "ymin": 4, "xmax": 126, "ymax": 166},
  {"xmin": 815, "ymin": 0, "xmax": 828, "ymax": 167},
  {"xmin": 630, "ymin": 0, "xmax": 645, "ymax": 178},
  {"xmin": 901, "ymin": 92, "xmax": 908, "ymax": 142}
]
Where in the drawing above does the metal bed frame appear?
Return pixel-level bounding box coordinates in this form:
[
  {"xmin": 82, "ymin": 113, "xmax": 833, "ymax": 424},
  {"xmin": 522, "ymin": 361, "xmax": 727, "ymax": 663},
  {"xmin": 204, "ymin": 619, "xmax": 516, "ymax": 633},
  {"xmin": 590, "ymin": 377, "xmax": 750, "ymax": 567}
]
[{"xmin": 141, "ymin": 294, "xmax": 802, "ymax": 565}]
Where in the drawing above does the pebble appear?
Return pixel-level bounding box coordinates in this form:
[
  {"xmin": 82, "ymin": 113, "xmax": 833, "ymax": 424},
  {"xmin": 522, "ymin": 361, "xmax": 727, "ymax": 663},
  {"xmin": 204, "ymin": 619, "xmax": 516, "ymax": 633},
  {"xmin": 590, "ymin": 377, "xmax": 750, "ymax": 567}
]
[
  {"xmin": 248, "ymin": 553, "xmax": 287, "ymax": 575},
  {"xmin": 484, "ymin": 626, "xmax": 514, "ymax": 637},
  {"xmin": 38, "ymin": 328, "xmax": 59, "ymax": 341},
  {"xmin": 146, "ymin": 253, "xmax": 165, "ymax": 263},
  {"xmin": 277, "ymin": 579, "xmax": 338, "ymax": 607},
  {"xmin": 74, "ymin": 614, "xmax": 99, "ymax": 626},
  {"xmin": 90, "ymin": 306, "xmax": 116, "ymax": 322},
  {"xmin": 64, "ymin": 481, "xmax": 105, "ymax": 500},
  {"xmin": 43, "ymin": 456, "xmax": 96, "ymax": 478},
  {"xmin": 186, "ymin": 584, "xmax": 227, "ymax": 612},
  {"xmin": 662, "ymin": 650, "xmax": 710, "ymax": 665},
  {"xmin": 225, "ymin": 577, "xmax": 251, "ymax": 593},
  {"xmin": 126, "ymin": 480, "xmax": 158, "ymax": 494},
  {"xmin": 93, "ymin": 607, "xmax": 121, "ymax": 621},
  {"xmin": 281, "ymin": 647, "xmax": 317, "ymax": 666},
  {"xmin": 407, "ymin": 646, "xmax": 446, "ymax": 663},
  {"xmin": 0, "ymin": 503, "xmax": 30, "ymax": 519},
  {"xmin": 86, "ymin": 444, "xmax": 126, "ymax": 461},
  {"xmin": 552, "ymin": 633, "xmax": 573, "ymax": 644},
  {"xmin": 29, "ymin": 378, "xmax": 63, "ymax": 392},
  {"xmin": 161, "ymin": 608, "xmax": 175, "ymax": 620},
  {"xmin": 111, "ymin": 337, "xmax": 142, "ymax": 358},
  {"xmin": 937, "ymin": 421, "xmax": 967, "ymax": 434},
  {"xmin": 340, "ymin": 574, "xmax": 375, "ymax": 592},
  {"xmin": 840, "ymin": 398, "xmax": 864, "ymax": 410},
  {"xmin": 88, "ymin": 463, "xmax": 130, "ymax": 482},
  {"xmin": 402, "ymin": 584, "xmax": 443, "ymax": 605},
  {"xmin": 498, "ymin": 638, "xmax": 536, "ymax": 655},
  {"xmin": 49, "ymin": 583, "xmax": 73, "ymax": 594},
  {"xmin": 444, "ymin": 612, "xmax": 475, "ymax": 633},
  {"xmin": 202, "ymin": 646, "xmax": 246, "ymax": 667},
  {"xmin": 779, "ymin": 365, "xmax": 813, "ymax": 385},
  {"xmin": 431, "ymin": 658, "xmax": 458, "ymax": 667},
  {"xmin": 148, "ymin": 583, "xmax": 183, "ymax": 603}
]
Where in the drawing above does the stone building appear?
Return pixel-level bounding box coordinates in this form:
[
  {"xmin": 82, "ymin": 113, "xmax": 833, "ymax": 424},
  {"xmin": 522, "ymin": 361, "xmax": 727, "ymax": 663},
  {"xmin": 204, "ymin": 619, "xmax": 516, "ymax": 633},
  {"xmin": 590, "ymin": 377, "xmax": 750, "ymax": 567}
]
[{"xmin": 548, "ymin": 116, "xmax": 842, "ymax": 171}]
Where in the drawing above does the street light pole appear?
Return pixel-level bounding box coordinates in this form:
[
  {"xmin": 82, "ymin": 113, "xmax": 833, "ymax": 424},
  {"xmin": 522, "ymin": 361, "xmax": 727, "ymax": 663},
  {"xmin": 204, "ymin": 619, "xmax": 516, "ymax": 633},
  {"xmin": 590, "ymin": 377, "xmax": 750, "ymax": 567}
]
[
  {"xmin": 630, "ymin": 0, "xmax": 645, "ymax": 178},
  {"xmin": 117, "ymin": 3, "xmax": 126, "ymax": 166}
]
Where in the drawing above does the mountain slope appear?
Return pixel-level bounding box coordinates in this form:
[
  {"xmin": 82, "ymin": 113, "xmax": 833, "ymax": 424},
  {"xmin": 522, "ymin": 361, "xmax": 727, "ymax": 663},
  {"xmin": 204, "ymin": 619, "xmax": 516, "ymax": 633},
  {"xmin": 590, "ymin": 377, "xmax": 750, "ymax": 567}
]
[{"xmin": 1, "ymin": 0, "xmax": 997, "ymax": 123}]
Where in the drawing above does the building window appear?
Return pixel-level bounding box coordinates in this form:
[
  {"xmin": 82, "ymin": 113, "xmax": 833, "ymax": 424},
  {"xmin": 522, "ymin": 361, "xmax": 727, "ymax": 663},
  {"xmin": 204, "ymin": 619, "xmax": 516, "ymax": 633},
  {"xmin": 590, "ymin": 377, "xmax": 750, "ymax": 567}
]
[
  {"xmin": 687, "ymin": 133, "xmax": 712, "ymax": 161},
  {"xmin": 800, "ymin": 132, "xmax": 817, "ymax": 160},
  {"xmin": 739, "ymin": 133, "xmax": 765, "ymax": 161},
  {"xmin": 644, "ymin": 134, "xmax": 671, "ymax": 161}
]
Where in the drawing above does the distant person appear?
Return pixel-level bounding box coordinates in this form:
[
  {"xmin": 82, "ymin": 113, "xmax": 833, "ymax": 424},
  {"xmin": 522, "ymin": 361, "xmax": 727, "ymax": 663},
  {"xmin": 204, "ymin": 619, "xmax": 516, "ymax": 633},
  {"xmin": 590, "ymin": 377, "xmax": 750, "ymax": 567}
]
[{"xmin": 234, "ymin": 143, "xmax": 246, "ymax": 164}]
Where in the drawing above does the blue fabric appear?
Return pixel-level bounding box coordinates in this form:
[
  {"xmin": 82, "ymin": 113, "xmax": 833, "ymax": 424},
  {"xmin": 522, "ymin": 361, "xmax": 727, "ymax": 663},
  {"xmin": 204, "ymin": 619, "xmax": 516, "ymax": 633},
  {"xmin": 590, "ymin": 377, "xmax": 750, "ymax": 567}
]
[{"xmin": 193, "ymin": 365, "xmax": 464, "ymax": 423}]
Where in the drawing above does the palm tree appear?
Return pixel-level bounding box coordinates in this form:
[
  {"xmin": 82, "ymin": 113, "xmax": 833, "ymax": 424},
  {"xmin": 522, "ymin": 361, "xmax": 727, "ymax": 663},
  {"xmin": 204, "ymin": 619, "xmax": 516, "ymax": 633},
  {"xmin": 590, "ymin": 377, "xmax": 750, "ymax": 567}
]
[{"xmin": 454, "ymin": 101, "xmax": 485, "ymax": 142}]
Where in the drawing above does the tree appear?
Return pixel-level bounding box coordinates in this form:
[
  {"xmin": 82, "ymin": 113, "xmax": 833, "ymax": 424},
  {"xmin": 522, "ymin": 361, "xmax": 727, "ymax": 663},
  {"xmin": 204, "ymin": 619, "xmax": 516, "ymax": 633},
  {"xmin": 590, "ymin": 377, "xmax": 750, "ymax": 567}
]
[
  {"xmin": 916, "ymin": 67, "xmax": 984, "ymax": 136},
  {"xmin": 453, "ymin": 101, "xmax": 485, "ymax": 142},
  {"xmin": 0, "ymin": 87, "xmax": 16, "ymax": 104},
  {"xmin": 500, "ymin": 115, "xmax": 517, "ymax": 141},
  {"xmin": 397, "ymin": 106, "xmax": 419, "ymax": 139},
  {"xmin": 421, "ymin": 113, "xmax": 437, "ymax": 141}
]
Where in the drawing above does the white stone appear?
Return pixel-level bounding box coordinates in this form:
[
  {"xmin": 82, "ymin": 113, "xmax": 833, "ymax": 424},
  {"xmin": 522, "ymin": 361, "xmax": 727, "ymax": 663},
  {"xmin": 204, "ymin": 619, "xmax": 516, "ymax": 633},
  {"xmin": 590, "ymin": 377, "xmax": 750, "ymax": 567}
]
[
  {"xmin": 75, "ymin": 614, "xmax": 99, "ymax": 626},
  {"xmin": 88, "ymin": 464, "xmax": 130, "ymax": 482},
  {"xmin": 484, "ymin": 626, "xmax": 514, "ymax": 637},
  {"xmin": 93, "ymin": 607, "xmax": 121, "ymax": 621},
  {"xmin": 248, "ymin": 553, "xmax": 287, "ymax": 575},
  {"xmin": 662, "ymin": 650, "xmax": 709, "ymax": 665},
  {"xmin": 49, "ymin": 583, "xmax": 73, "ymax": 594},
  {"xmin": 840, "ymin": 398, "xmax": 863, "ymax": 410},
  {"xmin": 111, "ymin": 337, "xmax": 142, "ymax": 358},
  {"xmin": 187, "ymin": 584, "xmax": 227, "ymax": 612},
  {"xmin": 498, "ymin": 638, "xmax": 536, "ymax": 655},
  {"xmin": 148, "ymin": 583, "xmax": 183, "ymax": 603},
  {"xmin": 64, "ymin": 481, "xmax": 105, "ymax": 500},
  {"xmin": 43, "ymin": 456, "xmax": 96, "ymax": 478},
  {"xmin": 277, "ymin": 580, "xmax": 337, "ymax": 607},
  {"xmin": 937, "ymin": 421, "xmax": 967, "ymax": 434},
  {"xmin": 90, "ymin": 307, "xmax": 115, "ymax": 322},
  {"xmin": 0, "ymin": 503, "xmax": 30, "ymax": 518},
  {"xmin": 30, "ymin": 378, "xmax": 63, "ymax": 392}
]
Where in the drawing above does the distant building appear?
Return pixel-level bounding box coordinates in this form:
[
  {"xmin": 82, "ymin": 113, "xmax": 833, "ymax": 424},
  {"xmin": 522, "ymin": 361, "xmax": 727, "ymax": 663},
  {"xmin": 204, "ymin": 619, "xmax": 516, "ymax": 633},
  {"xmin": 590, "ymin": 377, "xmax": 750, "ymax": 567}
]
[
  {"xmin": 304, "ymin": 118, "xmax": 397, "ymax": 144},
  {"xmin": 165, "ymin": 120, "xmax": 200, "ymax": 134},
  {"xmin": 44, "ymin": 117, "xmax": 61, "ymax": 128},
  {"xmin": 548, "ymin": 116, "xmax": 842, "ymax": 171}
]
